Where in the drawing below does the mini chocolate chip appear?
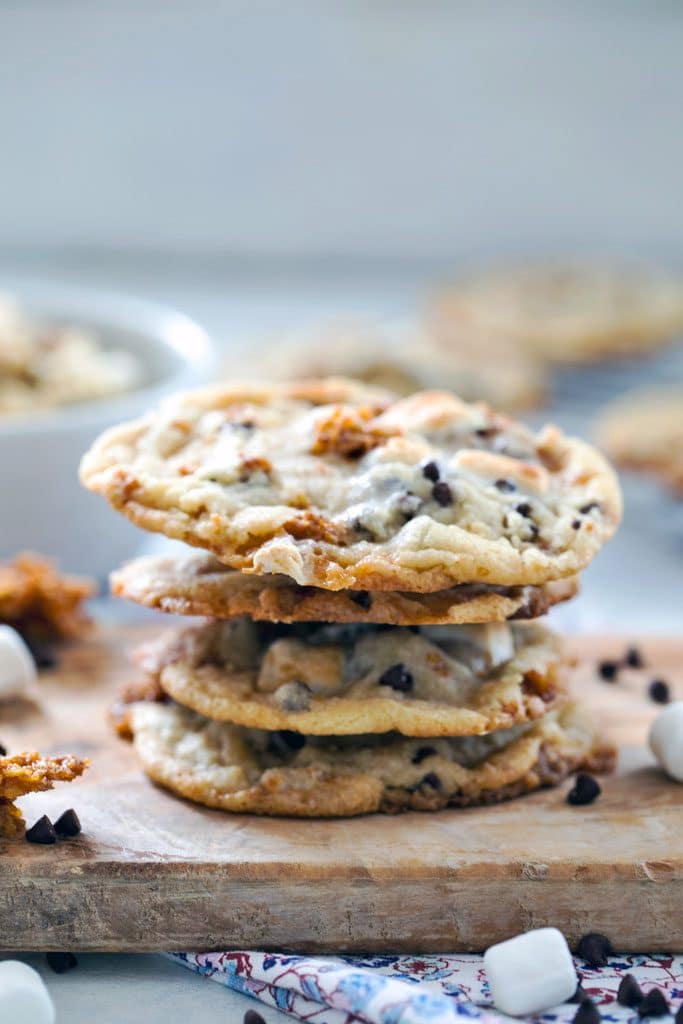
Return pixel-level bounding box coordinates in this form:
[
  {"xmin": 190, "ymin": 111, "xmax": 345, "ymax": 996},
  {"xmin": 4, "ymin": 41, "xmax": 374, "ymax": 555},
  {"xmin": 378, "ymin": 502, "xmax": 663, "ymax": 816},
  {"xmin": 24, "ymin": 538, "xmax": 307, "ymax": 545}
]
[
  {"xmin": 350, "ymin": 591, "xmax": 372, "ymax": 610},
  {"xmin": 432, "ymin": 481, "xmax": 453, "ymax": 506},
  {"xmin": 579, "ymin": 502, "xmax": 600, "ymax": 515},
  {"xmin": 244, "ymin": 1011, "xmax": 267, "ymax": 1024},
  {"xmin": 573, "ymin": 1000, "xmax": 601, "ymax": 1024},
  {"xmin": 378, "ymin": 663, "xmax": 414, "ymax": 693},
  {"xmin": 412, "ymin": 746, "xmax": 436, "ymax": 764},
  {"xmin": 515, "ymin": 502, "xmax": 533, "ymax": 518},
  {"xmin": 25, "ymin": 815, "xmax": 57, "ymax": 845},
  {"xmin": 638, "ymin": 988, "xmax": 669, "ymax": 1018},
  {"xmin": 567, "ymin": 773, "xmax": 601, "ymax": 806},
  {"xmin": 648, "ymin": 679, "xmax": 670, "ymax": 704},
  {"xmin": 0, "ymin": 743, "xmax": 6, "ymax": 756},
  {"xmin": 421, "ymin": 772, "xmax": 441, "ymax": 790},
  {"xmin": 625, "ymin": 646, "xmax": 644, "ymax": 669},
  {"xmin": 24, "ymin": 636, "xmax": 58, "ymax": 670},
  {"xmin": 46, "ymin": 952, "xmax": 78, "ymax": 974},
  {"xmin": 527, "ymin": 523, "xmax": 539, "ymax": 541},
  {"xmin": 572, "ymin": 519, "xmax": 582, "ymax": 530},
  {"xmin": 495, "ymin": 478, "xmax": 516, "ymax": 493},
  {"xmin": 569, "ymin": 982, "xmax": 590, "ymax": 1004},
  {"xmin": 577, "ymin": 932, "xmax": 612, "ymax": 967},
  {"xmin": 54, "ymin": 808, "xmax": 81, "ymax": 838},
  {"xmin": 598, "ymin": 660, "xmax": 620, "ymax": 682},
  {"xmin": 475, "ymin": 426, "xmax": 499, "ymax": 438},
  {"xmin": 422, "ymin": 460, "xmax": 440, "ymax": 482},
  {"xmin": 617, "ymin": 974, "xmax": 644, "ymax": 1008}
]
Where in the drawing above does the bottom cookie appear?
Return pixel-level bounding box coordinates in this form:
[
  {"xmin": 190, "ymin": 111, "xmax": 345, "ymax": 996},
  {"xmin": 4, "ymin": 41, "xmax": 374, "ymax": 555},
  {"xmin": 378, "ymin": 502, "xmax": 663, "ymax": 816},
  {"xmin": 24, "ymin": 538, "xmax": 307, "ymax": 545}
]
[{"xmin": 130, "ymin": 701, "xmax": 615, "ymax": 818}]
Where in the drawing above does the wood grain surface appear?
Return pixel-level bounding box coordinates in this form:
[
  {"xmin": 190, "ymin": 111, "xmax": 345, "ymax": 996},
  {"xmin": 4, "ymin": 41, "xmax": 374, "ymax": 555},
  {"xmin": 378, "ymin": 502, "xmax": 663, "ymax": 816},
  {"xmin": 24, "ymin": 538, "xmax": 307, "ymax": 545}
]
[{"xmin": 0, "ymin": 625, "xmax": 681, "ymax": 953}]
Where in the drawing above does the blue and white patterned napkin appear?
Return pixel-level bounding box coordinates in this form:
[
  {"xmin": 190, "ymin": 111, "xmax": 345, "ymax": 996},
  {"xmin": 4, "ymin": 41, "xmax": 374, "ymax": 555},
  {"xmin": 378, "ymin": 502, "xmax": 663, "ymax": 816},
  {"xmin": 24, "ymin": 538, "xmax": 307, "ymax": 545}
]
[{"xmin": 170, "ymin": 951, "xmax": 683, "ymax": 1024}]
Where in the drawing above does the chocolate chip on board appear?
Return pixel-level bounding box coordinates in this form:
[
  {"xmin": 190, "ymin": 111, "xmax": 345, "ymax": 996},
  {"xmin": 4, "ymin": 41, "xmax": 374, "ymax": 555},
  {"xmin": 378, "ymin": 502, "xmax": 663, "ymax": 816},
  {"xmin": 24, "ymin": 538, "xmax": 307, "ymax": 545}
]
[
  {"xmin": 573, "ymin": 1000, "xmax": 601, "ymax": 1024},
  {"xmin": 577, "ymin": 933, "xmax": 612, "ymax": 967},
  {"xmin": 567, "ymin": 773, "xmax": 601, "ymax": 806},
  {"xmin": 617, "ymin": 974, "xmax": 644, "ymax": 1008},
  {"xmin": 54, "ymin": 808, "xmax": 82, "ymax": 838},
  {"xmin": 598, "ymin": 660, "xmax": 620, "ymax": 682},
  {"xmin": 637, "ymin": 988, "xmax": 669, "ymax": 1018},
  {"xmin": 25, "ymin": 815, "xmax": 58, "ymax": 845},
  {"xmin": 24, "ymin": 637, "xmax": 58, "ymax": 671},
  {"xmin": 378, "ymin": 663, "xmax": 414, "ymax": 693},
  {"xmin": 648, "ymin": 679, "xmax": 670, "ymax": 704},
  {"xmin": 624, "ymin": 646, "xmax": 644, "ymax": 669},
  {"xmin": 243, "ymin": 1010, "xmax": 267, "ymax": 1024},
  {"xmin": 46, "ymin": 952, "xmax": 78, "ymax": 974},
  {"xmin": 0, "ymin": 743, "xmax": 6, "ymax": 756}
]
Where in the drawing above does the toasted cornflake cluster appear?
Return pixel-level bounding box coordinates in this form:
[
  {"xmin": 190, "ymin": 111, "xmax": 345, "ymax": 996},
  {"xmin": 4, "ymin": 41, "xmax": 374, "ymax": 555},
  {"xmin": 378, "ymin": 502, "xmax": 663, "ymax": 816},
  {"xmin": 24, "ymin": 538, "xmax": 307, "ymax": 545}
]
[
  {"xmin": 0, "ymin": 553, "xmax": 95, "ymax": 645},
  {"xmin": 81, "ymin": 379, "xmax": 620, "ymax": 817},
  {"xmin": 0, "ymin": 751, "xmax": 88, "ymax": 837}
]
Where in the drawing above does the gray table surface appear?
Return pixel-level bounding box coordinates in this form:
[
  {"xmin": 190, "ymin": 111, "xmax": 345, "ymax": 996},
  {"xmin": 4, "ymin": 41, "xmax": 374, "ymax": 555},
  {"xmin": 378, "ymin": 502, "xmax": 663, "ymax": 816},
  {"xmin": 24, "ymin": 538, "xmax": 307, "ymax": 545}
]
[{"xmin": 1, "ymin": 260, "xmax": 681, "ymax": 1022}]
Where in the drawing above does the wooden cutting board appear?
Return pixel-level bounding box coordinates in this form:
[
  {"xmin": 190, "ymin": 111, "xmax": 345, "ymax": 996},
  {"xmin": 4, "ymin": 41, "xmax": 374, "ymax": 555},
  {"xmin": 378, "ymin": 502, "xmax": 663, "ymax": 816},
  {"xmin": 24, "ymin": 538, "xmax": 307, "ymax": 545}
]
[{"xmin": 0, "ymin": 626, "xmax": 681, "ymax": 953}]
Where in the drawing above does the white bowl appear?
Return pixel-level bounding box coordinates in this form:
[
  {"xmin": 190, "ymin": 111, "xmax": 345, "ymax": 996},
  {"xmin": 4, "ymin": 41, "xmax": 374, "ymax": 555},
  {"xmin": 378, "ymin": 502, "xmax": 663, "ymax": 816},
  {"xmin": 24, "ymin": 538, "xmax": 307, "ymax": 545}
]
[{"xmin": 0, "ymin": 278, "xmax": 214, "ymax": 580}]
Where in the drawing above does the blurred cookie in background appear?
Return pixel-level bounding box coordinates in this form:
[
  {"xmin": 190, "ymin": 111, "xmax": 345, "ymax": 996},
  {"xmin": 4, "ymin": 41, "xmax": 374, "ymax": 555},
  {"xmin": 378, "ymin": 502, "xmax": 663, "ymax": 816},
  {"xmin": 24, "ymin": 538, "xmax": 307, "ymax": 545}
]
[
  {"xmin": 596, "ymin": 388, "xmax": 683, "ymax": 496},
  {"xmin": 429, "ymin": 265, "xmax": 683, "ymax": 365},
  {"xmin": 255, "ymin": 321, "xmax": 547, "ymax": 411}
]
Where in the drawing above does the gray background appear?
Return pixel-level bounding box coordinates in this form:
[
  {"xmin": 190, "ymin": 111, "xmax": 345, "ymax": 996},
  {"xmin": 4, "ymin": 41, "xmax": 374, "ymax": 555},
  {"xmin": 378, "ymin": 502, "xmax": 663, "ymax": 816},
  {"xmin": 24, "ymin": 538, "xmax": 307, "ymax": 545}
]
[{"xmin": 1, "ymin": 1, "xmax": 682, "ymax": 267}]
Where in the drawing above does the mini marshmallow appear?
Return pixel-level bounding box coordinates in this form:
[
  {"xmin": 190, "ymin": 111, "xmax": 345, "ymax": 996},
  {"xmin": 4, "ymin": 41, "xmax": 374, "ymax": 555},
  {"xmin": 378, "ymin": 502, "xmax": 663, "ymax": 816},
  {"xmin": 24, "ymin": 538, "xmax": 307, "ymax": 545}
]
[
  {"xmin": 484, "ymin": 927, "xmax": 577, "ymax": 1016},
  {"xmin": 649, "ymin": 701, "xmax": 683, "ymax": 783},
  {"xmin": 0, "ymin": 960, "xmax": 55, "ymax": 1024},
  {"xmin": 0, "ymin": 625, "xmax": 37, "ymax": 701}
]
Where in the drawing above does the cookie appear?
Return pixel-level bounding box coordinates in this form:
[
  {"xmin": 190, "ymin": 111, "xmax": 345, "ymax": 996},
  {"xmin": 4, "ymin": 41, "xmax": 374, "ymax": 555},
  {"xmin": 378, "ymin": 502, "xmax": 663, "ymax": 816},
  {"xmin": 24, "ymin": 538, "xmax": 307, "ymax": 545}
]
[
  {"xmin": 80, "ymin": 380, "xmax": 621, "ymax": 592},
  {"xmin": 135, "ymin": 618, "xmax": 564, "ymax": 737},
  {"xmin": 257, "ymin": 322, "xmax": 546, "ymax": 411},
  {"xmin": 112, "ymin": 553, "xmax": 579, "ymax": 626},
  {"xmin": 130, "ymin": 700, "xmax": 615, "ymax": 817},
  {"xmin": 596, "ymin": 389, "xmax": 683, "ymax": 495},
  {"xmin": 430, "ymin": 266, "xmax": 683, "ymax": 364},
  {"xmin": 0, "ymin": 751, "xmax": 89, "ymax": 837}
]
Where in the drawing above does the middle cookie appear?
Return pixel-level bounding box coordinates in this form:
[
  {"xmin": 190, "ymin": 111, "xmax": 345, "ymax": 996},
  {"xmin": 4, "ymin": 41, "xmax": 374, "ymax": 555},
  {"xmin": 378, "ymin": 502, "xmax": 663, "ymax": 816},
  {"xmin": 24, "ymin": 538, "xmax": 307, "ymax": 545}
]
[{"xmin": 135, "ymin": 619, "xmax": 564, "ymax": 737}]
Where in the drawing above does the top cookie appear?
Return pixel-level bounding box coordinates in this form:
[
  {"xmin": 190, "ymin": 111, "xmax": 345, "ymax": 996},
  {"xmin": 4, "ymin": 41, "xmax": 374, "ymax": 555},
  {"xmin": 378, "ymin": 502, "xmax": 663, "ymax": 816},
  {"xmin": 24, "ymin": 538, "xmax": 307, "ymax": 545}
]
[
  {"xmin": 430, "ymin": 265, "xmax": 683, "ymax": 364},
  {"xmin": 80, "ymin": 379, "xmax": 621, "ymax": 592}
]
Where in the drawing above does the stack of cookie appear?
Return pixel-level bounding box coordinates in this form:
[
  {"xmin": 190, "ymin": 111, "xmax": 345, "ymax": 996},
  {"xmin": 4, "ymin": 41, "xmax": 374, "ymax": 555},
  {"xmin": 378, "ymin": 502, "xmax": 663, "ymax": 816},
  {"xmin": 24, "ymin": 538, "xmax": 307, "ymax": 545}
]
[{"xmin": 80, "ymin": 380, "xmax": 622, "ymax": 818}]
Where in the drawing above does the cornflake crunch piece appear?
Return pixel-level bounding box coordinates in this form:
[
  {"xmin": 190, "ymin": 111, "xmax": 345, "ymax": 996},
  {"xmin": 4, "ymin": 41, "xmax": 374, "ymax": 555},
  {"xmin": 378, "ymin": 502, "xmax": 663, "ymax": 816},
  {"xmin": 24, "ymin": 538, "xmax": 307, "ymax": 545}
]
[{"xmin": 0, "ymin": 751, "xmax": 89, "ymax": 838}]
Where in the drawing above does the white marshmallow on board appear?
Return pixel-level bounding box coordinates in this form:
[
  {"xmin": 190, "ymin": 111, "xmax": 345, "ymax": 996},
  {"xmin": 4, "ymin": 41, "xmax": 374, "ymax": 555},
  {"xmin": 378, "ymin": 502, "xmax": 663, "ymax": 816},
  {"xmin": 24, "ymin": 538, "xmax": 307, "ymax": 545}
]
[
  {"xmin": 649, "ymin": 702, "xmax": 683, "ymax": 783},
  {"xmin": 0, "ymin": 960, "xmax": 55, "ymax": 1024},
  {"xmin": 0, "ymin": 625, "xmax": 37, "ymax": 701},
  {"xmin": 484, "ymin": 927, "xmax": 577, "ymax": 1016}
]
